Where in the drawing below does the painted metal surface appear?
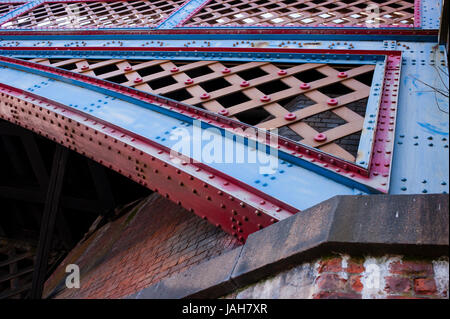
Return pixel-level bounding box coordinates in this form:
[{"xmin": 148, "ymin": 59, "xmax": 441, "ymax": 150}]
[
  {"xmin": 0, "ymin": 55, "xmax": 366, "ymax": 205},
  {"xmin": 0, "ymin": 1, "xmax": 43, "ymax": 26},
  {"xmin": 180, "ymin": 0, "xmax": 417, "ymax": 28},
  {"xmin": 0, "ymin": 0, "xmax": 442, "ymax": 32},
  {"xmin": 157, "ymin": 0, "xmax": 210, "ymax": 29},
  {"xmin": 1, "ymin": 41, "xmax": 448, "ymax": 198},
  {"xmin": 0, "ymin": 48, "xmax": 402, "ymax": 194},
  {"xmin": 0, "ymin": 0, "xmax": 447, "ymax": 239},
  {"xmin": 1, "ymin": 0, "xmax": 187, "ymax": 29},
  {"xmin": 0, "ymin": 71, "xmax": 299, "ymax": 242}
]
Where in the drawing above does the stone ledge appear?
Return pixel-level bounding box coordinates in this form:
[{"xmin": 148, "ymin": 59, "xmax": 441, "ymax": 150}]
[
  {"xmin": 127, "ymin": 194, "xmax": 449, "ymax": 299},
  {"xmin": 126, "ymin": 247, "xmax": 243, "ymax": 299}
]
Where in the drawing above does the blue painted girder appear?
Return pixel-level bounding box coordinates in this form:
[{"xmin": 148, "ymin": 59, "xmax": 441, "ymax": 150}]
[{"xmin": 0, "ymin": 61, "xmax": 360, "ymax": 211}]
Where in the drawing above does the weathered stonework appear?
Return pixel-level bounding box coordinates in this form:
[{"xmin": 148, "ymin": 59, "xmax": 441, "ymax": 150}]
[{"xmin": 223, "ymin": 255, "xmax": 449, "ymax": 299}]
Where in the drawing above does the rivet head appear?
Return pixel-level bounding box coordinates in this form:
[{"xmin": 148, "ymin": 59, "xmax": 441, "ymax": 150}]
[
  {"xmin": 134, "ymin": 77, "xmax": 143, "ymax": 83},
  {"xmin": 284, "ymin": 113, "xmax": 296, "ymax": 121},
  {"xmin": 184, "ymin": 78, "xmax": 194, "ymax": 85},
  {"xmin": 300, "ymin": 83, "xmax": 310, "ymax": 90},
  {"xmin": 124, "ymin": 66, "xmax": 133, "ymax": 71},
  {"xmin": 327, "ymin": 98, "xmax": 338, "ymax": 106},
  {"xmin": 314, "ymin": 133, "xmax": 327, "ymax": 142},
  {"xmin": 240, "ymin": 81, "xmax": 250, "ymax": 87},
  {"xmin": 277, "ymin": 69, "xmax": 287, "ymax": 75},
  {"xmin": 200, "ymin": 93, "xmax": 210, "ymax": 99},
  {"xmin": 222, "ymin": 68, "xmax": 231, "ymax": 74},
  {"xmin": 338, "ymin": 72, "xmax": 348, "ymax": 78},
  {"xmin": 219, "ymin": 109, "xmax": 229, "ymax": 116},
  {"xmin": 170, "ymin": 67, "xmax": 179, "ymax": 72},
  {"xmin": 260, "ymin": 95, "xmax": 271, "ymax": 102}
]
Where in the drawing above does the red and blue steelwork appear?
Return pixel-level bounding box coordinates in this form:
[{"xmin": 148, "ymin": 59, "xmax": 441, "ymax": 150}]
[{"xmin": 0, "ymin": 0, "xmax": 448, "ymax": 241}]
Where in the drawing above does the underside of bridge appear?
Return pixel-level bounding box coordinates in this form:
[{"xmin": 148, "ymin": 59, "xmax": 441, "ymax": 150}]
[{"xmin": 0, "ymin": 0, "xmax": 448, "ymax": 300}]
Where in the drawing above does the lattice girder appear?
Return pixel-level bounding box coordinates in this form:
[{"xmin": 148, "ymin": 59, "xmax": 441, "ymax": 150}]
[
  {"xmin": 29, "ymin": 56, "xmax": 375, "ymax": 163},
  {"xmin": 1, "ymin": 0, "xmax": 186, "ymax": 29},
  {"xmin": 184, "ymin": 0, "xmax": 416, "ymax": 28}
]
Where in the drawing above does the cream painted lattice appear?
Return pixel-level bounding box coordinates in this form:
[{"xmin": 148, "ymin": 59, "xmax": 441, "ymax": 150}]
[
  {"xmin": 1, "ymin": 0, "xmax": 185, "ymax": 29},
  {"xmin": 30, "ymin": 57, "xmax": 375, "ymax": 162},
  {"xmin": 184, "ymin": 0, "xmax": 415, "ymax": 27},
  {"xmin": 0, "ymin": 2, "xmax": 24, "ymax": 17}
]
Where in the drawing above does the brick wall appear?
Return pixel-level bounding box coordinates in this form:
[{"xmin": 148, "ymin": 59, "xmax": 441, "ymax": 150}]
[
  {"xmin": 281, "ymin": 94, "xmax": 367, "ymax": 158},
  {"xmin": 43, "ymin": 193, "xmax": 241, "ymax": 299},
  {"xmin": 224, "ymin": 254, "xmax": 449, "ymax": 299}
]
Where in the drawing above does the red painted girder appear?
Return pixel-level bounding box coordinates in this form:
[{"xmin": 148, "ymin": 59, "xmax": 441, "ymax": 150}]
[
  {"xmin": 0, "ymin": 83, "xmax": 298, "ymax": 242},
  {"xmin": 0, "ymin": 52, "xmax": 400, "ymax": 193}
]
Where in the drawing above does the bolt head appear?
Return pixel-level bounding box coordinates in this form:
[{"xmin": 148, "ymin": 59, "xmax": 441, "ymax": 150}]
[
  {"xmin": 260, "ymin": 95, "xmax": 271, "ymax": 102},
  {"xmin": 284, "ymin": 113, "xmax": 296, "ymax": 121},
  {"xmin": 300, "ymin": 83, "xmax": 311, "ymax": 90},
  {"xmin": 314, "ymin": 133, "xmax": 327, "ymax": 142},
  {"xmin": 327, "ymin": 98, "xmax": 338, "ymax": 106}
]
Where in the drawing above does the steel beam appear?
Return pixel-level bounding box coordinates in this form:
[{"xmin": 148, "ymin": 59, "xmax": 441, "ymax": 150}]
[
  {"xmin": 30, "ymin": 144, "xmax": 68, "ymax": 299},
  {"xmin": 0, "ymin": 74, "xmax": 301, "ymax": 241}
]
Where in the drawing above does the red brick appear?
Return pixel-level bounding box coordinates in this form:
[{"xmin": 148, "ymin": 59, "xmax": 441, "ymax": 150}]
[
  {"xmin": 44, "ymin": 193, "xmax": 241, "ymax": 299},
  {"xmin": 390, "ymin": 261, "xmax": 434, "ymax": 277},
  {"xmin": 349, "ymin": 275, "xmax": 364, "ymax": 292},
  {"xmin": 347, "ymin": 260, "xmax": 365, "ymax": 274},
  {"xmin": 384, "ymin": 276, "xmax": 412, "ymax": 294},
  {"xmin": 414, "ymin": 278, "xmax": 437, "ymax": 295},
  {"xmin": 317, "ymin": 257, "xmax": 342, "ymax": 273},
  {"xmin": 317, "ymin": 274, "xmax": 347, "ymax": 291},
  {"xmin": 313, "ymin": 291, "xmax": 361, "ymax": 299},
  {"xmin": 387, "ymin": 296, "xmax": 427, "ymax": 299}
]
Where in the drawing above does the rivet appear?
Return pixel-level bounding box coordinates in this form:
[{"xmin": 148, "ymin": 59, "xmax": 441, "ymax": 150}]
[
  {"xmin": 260, "ymin": 95, "xmax": 271, "ymax": 102},
  {"xmin": 300, "ymin": 83, "xmax": 310, "ymax": 90},
  {"xmin": 327, "ymin": 98, "xmax": 338, "ymax": 106},
  {"xmin": 314, "ymin": 133, "xmax": 327, "ymax": 142},
  {"xmin": 200, "ymin": 93, "xmax": 210, "ymax": 100},
  {"xmin": 284, "ymin": 113, "xmax": 296, "ymax": 121}
]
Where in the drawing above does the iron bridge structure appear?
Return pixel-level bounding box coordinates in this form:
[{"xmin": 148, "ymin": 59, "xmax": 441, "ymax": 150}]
[{"xmin": 0, "ymin": 0, "xmax": 448, "ymax": 299}]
